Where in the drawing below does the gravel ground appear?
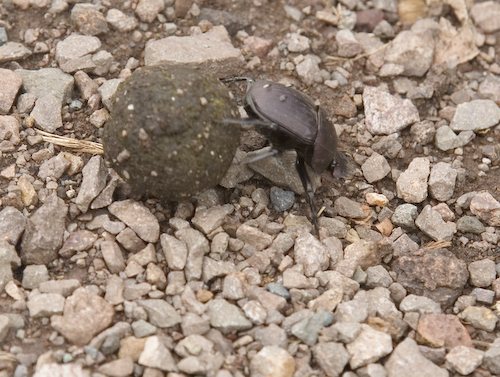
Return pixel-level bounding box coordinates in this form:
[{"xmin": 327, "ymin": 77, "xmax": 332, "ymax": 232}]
[{"xmin": 1, "ymin": 0, "xmax": 500, "ymax": 376}]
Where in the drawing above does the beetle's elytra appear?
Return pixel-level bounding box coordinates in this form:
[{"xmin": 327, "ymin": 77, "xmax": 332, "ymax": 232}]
[{"xmin": 224, "ymin": 78, "xmax": 347, "ymax": 233}]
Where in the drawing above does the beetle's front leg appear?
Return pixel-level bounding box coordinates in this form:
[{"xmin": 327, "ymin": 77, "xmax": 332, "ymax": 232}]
[{"xmin": 296, "ymin": 156, "xmax": 319, "ymax": 234}]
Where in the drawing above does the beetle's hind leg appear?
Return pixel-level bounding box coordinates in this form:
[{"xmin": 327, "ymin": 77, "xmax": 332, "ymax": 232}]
[
  {"xmin": 240, "ymin": 146, "xmax": 280, "ymax": 164},
  {"xmin": 296, "ymin": 156, "xmax": 319, "ymax": 234}
]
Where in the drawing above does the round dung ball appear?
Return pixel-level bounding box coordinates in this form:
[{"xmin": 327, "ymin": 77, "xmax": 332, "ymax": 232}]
[{"xmin": 102, "ymin": 66, "xmax": 240, "ymax": 202}]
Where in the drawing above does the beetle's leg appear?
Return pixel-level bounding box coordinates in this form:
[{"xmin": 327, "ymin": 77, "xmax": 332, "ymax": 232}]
[
  {"xmin": 241, "ymin": 146, "xmax": 280, "ymax": 164},
  {"xmin": 296, "ymin": 156, "xmax": 319, "ymax": 234}
]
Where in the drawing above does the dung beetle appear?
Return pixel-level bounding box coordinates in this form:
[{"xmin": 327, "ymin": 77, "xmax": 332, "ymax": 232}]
[{"xmin": 224, "ymin": 78, "xmax": 347, "ymax": 233}]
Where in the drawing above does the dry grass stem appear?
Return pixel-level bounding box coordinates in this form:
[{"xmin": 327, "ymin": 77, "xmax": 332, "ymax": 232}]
[{"xmin": 35, "ymin": 129, "xmax": 104, "ymax": 155}]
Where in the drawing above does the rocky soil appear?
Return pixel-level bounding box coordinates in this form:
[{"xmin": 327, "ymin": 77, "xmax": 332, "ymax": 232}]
[{"xmin": 1, "ymin": 0, "xmax": 500, "ymax": 376}]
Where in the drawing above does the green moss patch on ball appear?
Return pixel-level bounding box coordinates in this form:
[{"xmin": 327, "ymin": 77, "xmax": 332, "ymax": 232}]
[{"xmin": 102, "ymin": 66, "xmax": 240, "ymax": 202}]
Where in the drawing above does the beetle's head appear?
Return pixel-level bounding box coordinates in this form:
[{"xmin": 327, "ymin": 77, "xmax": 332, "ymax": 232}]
[{"xmin": 330, "ymin": 151, "xmax": 348, "ymax": 178}]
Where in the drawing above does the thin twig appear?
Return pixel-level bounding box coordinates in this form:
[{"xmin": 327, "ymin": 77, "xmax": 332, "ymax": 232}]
[
  {"xmin": 35, "ymin": 129, "xmax": 104, "ymax": 155},
  {"xmin": 326, "ymin": 43, "xmax": 389, "ymax": 64}
]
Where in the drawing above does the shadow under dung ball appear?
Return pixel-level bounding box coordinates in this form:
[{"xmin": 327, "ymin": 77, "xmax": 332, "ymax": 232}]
[{"xmin": 102, "ymin": 66, "xmax": 240, "ymax": 202}]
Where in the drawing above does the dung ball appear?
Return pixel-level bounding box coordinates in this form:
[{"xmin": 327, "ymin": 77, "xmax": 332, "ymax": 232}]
[{"xmin": 102, "ymin": 66, "xmax": 240, "ymax": 202}]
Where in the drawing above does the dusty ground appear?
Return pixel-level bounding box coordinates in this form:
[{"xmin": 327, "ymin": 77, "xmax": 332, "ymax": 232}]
[{"xmin": 2, "ymin": 0, "xmax": 500, "ymax": 376}]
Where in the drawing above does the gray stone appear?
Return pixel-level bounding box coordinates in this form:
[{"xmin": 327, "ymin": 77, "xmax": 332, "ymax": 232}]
[
  {"xmin": 98, "ymin": 358, "xmax": 134, "ymax": 377},
  {"xmin": 249, "ymin": 149, "xmax": 320, "ymax": 195},
  {"xmin": 135, "ymin": 0, "xmax": 164, "ymax": 22},
  {"xmin": 254, "ymin": 324, "xmax": 287, "ymax": 348},
  {"xmin": 181, "ymin": 312, "xmax": 210, "ymax": 336},
  {"xmin": 319, "ymin": 217, "xmax": 347, "ymax": 238},
  {"xmin": 106, "ymin": 8, "xmax": 139, "ymax": 32},
  {"xmin": 457, "ymin": 216, "xmax": 485, "ymax": 234},
  {"xmin": 75, "ymin": 155, "xmax": 108, "ymax": 212},
  {"xmin": 451, "ymin": 99, "xmax": 500, "ymax": 132},
  {"xmin": 137, "ymin": 299, "xmax": 181, "ymax": 328},
  {"xmin": 384, "ymin": 30, "xmax": 434, "ymax": 77},
  {"xmin": 20, "ymin": 194, "xmax": 68, "ymax": 264},
  {"xmin": 361, "ymin": 152, "xmax": 391, "ymax": 183},
  {"xmin": 138, "ymin": 336, "xmax": 176, "ymax": 371},
  {"xmin": 109, "ymin": 200, "xmax": 160, "ymax": 243},
  {"xmin": 296, "ymin": 55, "xmax": 323, "ymax": 86},
  {"xmin": 346, "ymin": 324, "xmax": 393, "ymax": 369},
  {"xmin": 33, "ymin": 363, "xmax": 90, "ymax": 377},
  {"xmin": 478, "ymin": 75, "xmax": 500, "ymax": 104},
  {"xmin": 470, "ymin": 288, "xmax": 495, "ymax": 304},
  {"xmin": 410, "ymin": 120, "xmax": 436, "ymax": 144},
  {"xmin": 266, "ymin": 283, "xmax": 291, "ymax": 300},
  {"xmin": 0, "ymin": 68, "xmax": 22, "ymax": 114},
  {"xmin": 415, "ymin": 205, "xmax": 455, "ymax": 241},
  {"xmin": 0, "ymin": 42, "xmax": 31, "ymax": 63},
  {"xmin": 175, "ymin": 228, "xmax": 209, "ymax": 281},
  {"xmin": 51, "ymin": 287, "xmax": 115, "ymax": 346},
  {"xmin": 0, "ymin": 240, "xmax": 21, "ymax": 293},
  {"xmin": 284, "ymin": 32, "xmax": 310, "ymax": 53},
  {"xmin": 468, "ymin": 259, "xmax": 496, "ymax": 287},
  {"xmin": 312, "ymin": 342, "xmax": 350, "ymax": 377},
  {"xmin": 470, "ymin": 191, "xmax": 500, "ymax": 226},
  {"xmin": 270, "ymin": 188, "xmax": 295, "ymax": 212},
  {"xmin": 284, "ymin": 5, "xmax": 304, "ymax": 22},
  {"xmin": 59, "ymin": 230, "xmax": 97, "ymax": 258},
  {"xmin": 39, "ymin": 279, "xmax": 80, "ymax": 297},
  {"xmin": 202, "ymin": 257, "xmax": 236, "ymax": 283},
  {"xmin": 101, "ymin": 241, "xmax": 125, "ymax": 273},
  {"xmin": 0, "ymin": 206, "xmax": 26, "ymax": 244},
  {"xmin": 0, "ymin": 315, "xmax": 10, "ymax": 343},
  {"xmin": 104, "ymin": 275, "xmax": 125, "ymax": 306},
  {"xmin": 98, "ymin": 78, "xmax": 124, "ymax": 110},
  {"xmin": 71, "ymin": 3, "xmax": 109, "ymax": 36},
  {"xmin": 428, "ymin": 162, "xmax": 457, "ymax": 201},
  {"xmin": 391, "ymin": 204, "xmax": 418, "ymax": 229},
  {"xmin": 219, "ymin": 149, "xmax": 254, "ymax": 188},
  {"xmin": 144, "ymin": 26, "xmax": 243, "ymax": 77},
  {"xmin": 30, "ymin": 94, "xmax": 63, "ymax": 132},
  {"xmin": 116, "ymin": 227, "xmax": 146, "ymax": 252},
  {"xmin": 160, "ymin": 233, "xmax": 187, "ymax": 270},
  {"xmin": 458, "ymin": 306, "xmax": 498, "ymax": 332},
  {"xmin": 371, "ymin": 134, "xmax": 403, "ymax": 158},
  {"xmin": 55, "ymin": 34, "xmax": 101, "ymax": 73},
  {"xmin": 207, "ymin": 299, "xmax": 252, "ymax": 334},
  {"xmin": 470, "ymin": 1, "xmax": 500, "ymax": 33},
  {"xmin": 91, "ymin": 170, "xmax": 120, "ymax": 209},
  {"xmin": 291, "ymin": 311, "xmax": 334, "ymax": 346},
  {"xmin": 363, "ymin": 87, "xmax": 420, "ymax": 135},
  {"xmin": 396, "ymin": 157, "xmax": 430, "ymax": 203},
  {"xmin": 482, "ymin": 346, "xmax": 500, "ymax": 375},
  {"xmin": 91, "ymin": 50, "xmax": 114, "ymax": 76},
  {"xmin": 434, "ymin": 125, "xmax": 474, "ymax": 151},
  {"xmin": 385, "ymin": 338, "xmax": 448, "ymax": 377},
  {"xmin": 249, "ymin": 346, "xmax": 295, "ymax": 377},
  {"xmin": 294, "ymin": 232, "xmax": 329, "ymax": 277},
  {"xmin": 21, "ymin": 264, "xmax": 49, "ymax": 289},
  {"xmin": 38, "ymin": 152, "xmax": 71, "ymax": 181},
  {"xmin": 236, "ymin": 224, "xmax": 272, "ymax": 251},
  {"xmin": 365, "ymin": 265, "xmax": 393, "ymax": 288},
  {"xmin": 334, "ymin": 196, "xmax": 366, "ymax": 219},
  {"xmin": 191, "ymin": 204, "xmax": 234, "ymax": 235},
  {"xmin": 329, "ymin": 322, "xmax": 362, "ymax": 343},
  {"xmin": 131, "ymin": 319, "xmax": 157, "ymax": 338},
  {"xmin": 399, "ymin": 294, "xmax": 441, "ymax": 315},
  {"xmin": 393, "ymin": 249, "xmax": 468, "ymax": 307},
  {"xmin": 0, "ymin": 116, "xmax": 21, "ymax": 152},
  {"xmin": 27, "ymin": 293, "xmax": 65, "ymax": 317},
  {"xmin": 336, "ymin": 29, "xmax": 362, "ymax": 58}
]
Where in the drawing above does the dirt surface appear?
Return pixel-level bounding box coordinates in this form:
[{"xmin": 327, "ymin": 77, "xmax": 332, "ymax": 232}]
[{"xmin": 2, "ymin": 0, "xmax": 500, "ymax": 376}]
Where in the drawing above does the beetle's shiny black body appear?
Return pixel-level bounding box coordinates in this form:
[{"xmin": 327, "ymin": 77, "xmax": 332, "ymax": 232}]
[{"xmin": 226, "ymin": 78, "xmax": 347, "ymax": 232}]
